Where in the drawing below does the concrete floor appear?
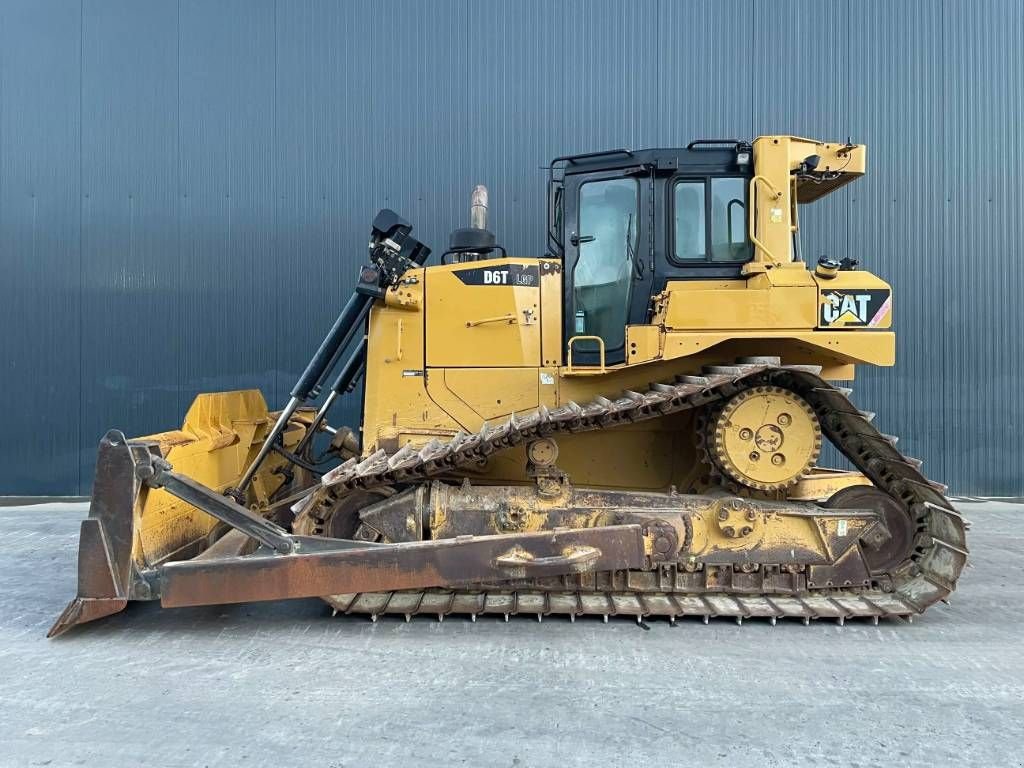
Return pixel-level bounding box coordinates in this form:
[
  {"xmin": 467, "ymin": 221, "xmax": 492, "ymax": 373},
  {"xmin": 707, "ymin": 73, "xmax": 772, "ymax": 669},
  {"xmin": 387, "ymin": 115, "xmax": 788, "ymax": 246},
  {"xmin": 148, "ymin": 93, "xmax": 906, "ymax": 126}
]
[{"xmin": 1, "ymin": 501, "xmax": 1021, "ymax": 768}]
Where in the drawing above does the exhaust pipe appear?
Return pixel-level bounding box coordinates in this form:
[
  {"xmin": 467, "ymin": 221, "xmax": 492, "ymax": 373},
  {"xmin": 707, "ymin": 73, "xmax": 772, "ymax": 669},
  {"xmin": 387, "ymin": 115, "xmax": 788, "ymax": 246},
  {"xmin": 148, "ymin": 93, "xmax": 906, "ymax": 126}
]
[
  {"xmin": 446, "ymin": 185, "xmax": 502, "ymax": 263},
  {"xmin": 470, "ymin": 184, "xmax": 488, "ymax": 230}
]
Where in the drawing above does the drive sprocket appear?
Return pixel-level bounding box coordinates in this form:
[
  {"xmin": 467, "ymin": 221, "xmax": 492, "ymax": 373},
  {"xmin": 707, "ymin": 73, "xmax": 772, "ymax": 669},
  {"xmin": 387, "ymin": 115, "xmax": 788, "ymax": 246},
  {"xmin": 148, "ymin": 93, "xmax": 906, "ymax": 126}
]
[{"xmin": 707, "ymin": 385, "xmax": 821, "ymax": 492}]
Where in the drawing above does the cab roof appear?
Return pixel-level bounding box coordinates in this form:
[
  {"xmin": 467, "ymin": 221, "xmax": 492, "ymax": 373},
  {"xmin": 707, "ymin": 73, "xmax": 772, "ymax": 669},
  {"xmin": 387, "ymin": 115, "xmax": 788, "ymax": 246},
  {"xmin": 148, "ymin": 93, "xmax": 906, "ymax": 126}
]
[{"xmin": 551, "ymin": 141, "xmax": 753, "ymax": 177}]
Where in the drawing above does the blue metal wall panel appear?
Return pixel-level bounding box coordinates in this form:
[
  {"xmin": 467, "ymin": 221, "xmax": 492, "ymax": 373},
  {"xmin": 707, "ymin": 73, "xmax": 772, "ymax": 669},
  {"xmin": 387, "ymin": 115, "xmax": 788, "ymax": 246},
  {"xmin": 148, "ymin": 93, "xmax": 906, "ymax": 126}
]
[
  {"xmin": 939, "ymin": 0, "xmax": 1024, "ymax": 493},
  {"xmin": 0, "ymin": 1, "xmax": 82, "ymax": 493},
  {"xmin": 844, "ymin": 0, "xmax": 950, "ymax": 481},
  {"xmin": 0, "ymin": 0, "xmax": 1021, "ymax": 495},
  {"xmin": 177, "ymin": 0, "xmax": 278, "ymax": 406},
  {"xmin": 78, "ymin": 0, "xmax": 181, "ymax": 486},
  {"xmin": 273, "ymin": 0, "xmax": 388, "ymax": 432},
  {"xmin": 654, "ymin": 1, "xmax": 755, "ymax": 145}
]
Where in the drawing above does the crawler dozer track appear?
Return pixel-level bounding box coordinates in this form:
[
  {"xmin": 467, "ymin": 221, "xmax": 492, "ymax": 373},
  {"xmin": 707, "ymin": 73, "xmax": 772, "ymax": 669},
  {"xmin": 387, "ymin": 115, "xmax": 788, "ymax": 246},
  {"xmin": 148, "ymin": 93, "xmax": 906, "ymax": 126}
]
[{"xmin": 297, "ymin": 362, "xmax": 968, "ymax": 623}]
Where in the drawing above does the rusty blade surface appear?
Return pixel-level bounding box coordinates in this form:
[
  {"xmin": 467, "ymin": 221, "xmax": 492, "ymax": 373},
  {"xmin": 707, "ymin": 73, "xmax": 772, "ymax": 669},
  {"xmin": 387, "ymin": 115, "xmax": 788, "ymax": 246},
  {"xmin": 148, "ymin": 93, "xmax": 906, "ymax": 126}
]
[
  {"xmin": 48, "ymin": 596, "xmax": 130, "ymax": 639},
  {"xmin": 158, "ymin": 525, "xmax": 645, "ymax": 608},
  {"xmin": 47, "ymin": 430, "xmax": 143, "ymax": 638}
]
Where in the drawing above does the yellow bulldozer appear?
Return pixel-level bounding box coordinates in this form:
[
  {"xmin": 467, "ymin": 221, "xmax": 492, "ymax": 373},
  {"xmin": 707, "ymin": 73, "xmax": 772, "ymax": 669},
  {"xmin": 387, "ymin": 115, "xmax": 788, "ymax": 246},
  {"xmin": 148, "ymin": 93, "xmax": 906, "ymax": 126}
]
[{"xmin": 50, "ymin": 136, "xmax": 967, "ymax": 636}]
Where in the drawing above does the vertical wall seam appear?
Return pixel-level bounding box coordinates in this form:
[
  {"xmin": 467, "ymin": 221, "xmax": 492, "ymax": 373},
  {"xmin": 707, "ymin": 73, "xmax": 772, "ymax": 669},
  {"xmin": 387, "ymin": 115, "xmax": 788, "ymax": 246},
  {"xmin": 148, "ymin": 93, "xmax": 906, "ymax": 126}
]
[
  {"xmin": 272, "ymin": 0, "xmax": 279, "ymax": 406},
  {"xmin": 844, "ymin": 4, "xmax": 851, "ymax": 297},
  {"xmin": 77, "ymin": 0, "xmax": 85, "ymax": 494},
  {"xmin": 0, "ymin": 0, "xmax": 4, "ymax": 267},
  {"xmin": 176, "ymin": 0, "xmax": 183, "ymax": 419},
  {"xmin": 939, "ymin": 0, "xmax": 948, "ymax": 486},
  {"xmin": 749, "ymin": 0, "xmax": 755, "ymax": 137}
]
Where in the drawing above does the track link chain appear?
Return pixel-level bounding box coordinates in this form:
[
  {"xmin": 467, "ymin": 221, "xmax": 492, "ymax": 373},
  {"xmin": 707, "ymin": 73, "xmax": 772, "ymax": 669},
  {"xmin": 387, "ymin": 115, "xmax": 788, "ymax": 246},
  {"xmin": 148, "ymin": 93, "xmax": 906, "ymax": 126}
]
[{"xmin": 298, "ymin": 363, "xmax": 968, "ymax": 623}]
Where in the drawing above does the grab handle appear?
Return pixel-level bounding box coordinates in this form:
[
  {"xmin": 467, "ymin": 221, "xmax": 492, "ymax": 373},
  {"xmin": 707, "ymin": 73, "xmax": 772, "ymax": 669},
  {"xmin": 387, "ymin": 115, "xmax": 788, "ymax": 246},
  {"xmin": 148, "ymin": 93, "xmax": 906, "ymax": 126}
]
[{"xmin": 748, "ymin": 174, "xmax": 783, "ymax": 265}]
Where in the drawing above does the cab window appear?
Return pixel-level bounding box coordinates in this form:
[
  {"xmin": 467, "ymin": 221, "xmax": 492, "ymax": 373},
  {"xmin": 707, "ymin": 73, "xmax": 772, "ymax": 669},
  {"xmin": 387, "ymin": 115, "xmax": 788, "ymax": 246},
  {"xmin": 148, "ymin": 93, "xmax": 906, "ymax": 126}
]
[
  {"xmin": 711, "ymin": 177, "xmax": 750, "ymax": 262},
  {"xmin": 673, "ymin": 177, "xmax": 752, "ymax": 264},
  {"xmin": 673, "ymin": 181, "xmax": 706, "ymax": 260},
  {"xmin": 572, "ymin": 177, "xmax": 639, "ymax": 354}
]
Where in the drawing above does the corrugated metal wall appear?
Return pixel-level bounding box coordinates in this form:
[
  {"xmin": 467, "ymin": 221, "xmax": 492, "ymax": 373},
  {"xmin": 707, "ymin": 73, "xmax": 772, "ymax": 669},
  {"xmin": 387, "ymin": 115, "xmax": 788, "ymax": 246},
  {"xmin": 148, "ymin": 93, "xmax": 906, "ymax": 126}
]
[{"xmin": 1, "ymin": 0, "xmax": 1021, "ymax": 495}]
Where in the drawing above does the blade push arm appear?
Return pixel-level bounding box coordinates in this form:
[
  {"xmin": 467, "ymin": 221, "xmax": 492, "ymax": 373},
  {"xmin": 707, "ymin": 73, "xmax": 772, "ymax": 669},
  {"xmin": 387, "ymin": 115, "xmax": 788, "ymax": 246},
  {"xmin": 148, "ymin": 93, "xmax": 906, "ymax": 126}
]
[{"xmin": 49, "ymin": 431, "xmax": 643, "ymax": 636}]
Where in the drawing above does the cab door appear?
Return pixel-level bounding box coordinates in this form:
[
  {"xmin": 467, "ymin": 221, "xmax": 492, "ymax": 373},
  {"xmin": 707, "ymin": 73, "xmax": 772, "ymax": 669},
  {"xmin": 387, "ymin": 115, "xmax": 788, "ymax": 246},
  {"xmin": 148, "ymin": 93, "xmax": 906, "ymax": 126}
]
[{"xmin": 562, "ymin": 169, "xmax": 653, "ymax": 366}]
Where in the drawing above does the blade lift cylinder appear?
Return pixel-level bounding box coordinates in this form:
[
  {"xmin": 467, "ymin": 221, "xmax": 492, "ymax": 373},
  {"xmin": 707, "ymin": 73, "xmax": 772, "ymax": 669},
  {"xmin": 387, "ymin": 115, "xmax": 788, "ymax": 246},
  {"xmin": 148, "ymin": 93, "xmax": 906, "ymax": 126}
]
[{"xmin": 228, "ymin": 211, "xmax": 430, "ymax": 500}]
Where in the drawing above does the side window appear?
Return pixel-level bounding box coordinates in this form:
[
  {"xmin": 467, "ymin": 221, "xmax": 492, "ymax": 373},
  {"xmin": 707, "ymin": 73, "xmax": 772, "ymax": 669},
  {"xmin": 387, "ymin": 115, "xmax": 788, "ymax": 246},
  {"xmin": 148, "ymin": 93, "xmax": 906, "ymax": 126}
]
[
  {"xmin": 672, "ymin": 177, "xmax": 751, "ymax": 264},
  {"xmin": 710, "ymin": 177, "xmax": 751, "ymax": 262},
  {"xmin": 673, "ymin": 181, "xmax": 706, "ymax": 260},
  {"xmin": 572, "ymin": 177, "xmax": 638, "ymax": 354}
]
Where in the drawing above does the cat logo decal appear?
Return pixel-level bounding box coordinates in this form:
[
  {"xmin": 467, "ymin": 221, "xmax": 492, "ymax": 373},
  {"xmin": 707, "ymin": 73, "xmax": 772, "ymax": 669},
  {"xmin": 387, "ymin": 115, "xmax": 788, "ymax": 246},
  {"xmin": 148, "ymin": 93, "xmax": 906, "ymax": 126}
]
[{"xmin": 820, "ymin": 289, "xmax": 891, "ymax": 327}]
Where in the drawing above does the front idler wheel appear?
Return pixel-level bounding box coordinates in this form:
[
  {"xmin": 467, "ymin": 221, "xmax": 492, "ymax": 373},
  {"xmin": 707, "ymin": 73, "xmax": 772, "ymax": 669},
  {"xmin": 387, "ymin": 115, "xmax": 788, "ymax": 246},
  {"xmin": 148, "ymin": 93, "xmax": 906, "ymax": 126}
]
[{"xmin": 825, "ymin": 485, "xmax": 916, "ymax": 575}]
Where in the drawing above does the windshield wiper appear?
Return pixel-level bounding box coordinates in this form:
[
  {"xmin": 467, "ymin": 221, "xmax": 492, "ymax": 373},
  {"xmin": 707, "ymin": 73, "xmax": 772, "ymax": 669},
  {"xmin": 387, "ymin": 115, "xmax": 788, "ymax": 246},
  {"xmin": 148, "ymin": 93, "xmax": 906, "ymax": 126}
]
[{"xmin": 625, "ymin": 213, "xmax": 643, "ymax": 279}]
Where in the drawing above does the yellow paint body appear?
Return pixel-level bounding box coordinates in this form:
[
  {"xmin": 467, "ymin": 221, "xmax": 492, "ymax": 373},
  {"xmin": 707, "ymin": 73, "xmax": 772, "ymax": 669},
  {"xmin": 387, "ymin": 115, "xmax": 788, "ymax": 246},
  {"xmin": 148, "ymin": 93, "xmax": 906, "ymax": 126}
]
[
  {"xmin": 118, "ymin": 136, "xmax": 886, "ymax": 569},
  {"xmin": 361, "ymin": 136, "xmax": 890, "ymax": 495},
  {"xmin": 127, "ymin": 391, "xmax": 306, "ymax": 569}
]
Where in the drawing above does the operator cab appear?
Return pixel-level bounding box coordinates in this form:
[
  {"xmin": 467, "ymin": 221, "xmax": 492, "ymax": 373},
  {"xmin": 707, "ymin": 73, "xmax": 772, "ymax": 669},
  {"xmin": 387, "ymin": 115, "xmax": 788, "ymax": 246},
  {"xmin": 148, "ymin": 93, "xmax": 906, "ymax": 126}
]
[{"xmin": 547, "ymin": 141, "xmax": 754, "ymax": 366}]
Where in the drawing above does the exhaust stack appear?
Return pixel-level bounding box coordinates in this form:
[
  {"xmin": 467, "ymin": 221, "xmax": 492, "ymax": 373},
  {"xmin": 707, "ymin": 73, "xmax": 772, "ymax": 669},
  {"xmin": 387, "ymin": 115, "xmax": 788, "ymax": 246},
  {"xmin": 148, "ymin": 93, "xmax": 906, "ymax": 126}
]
[
  {"xmin": 470, "ymin": 184, "xmax": 488, "ymax": 230},
  {"xmin": 446, "ymin": 184, "xmax": 503, "ymax": 262}
]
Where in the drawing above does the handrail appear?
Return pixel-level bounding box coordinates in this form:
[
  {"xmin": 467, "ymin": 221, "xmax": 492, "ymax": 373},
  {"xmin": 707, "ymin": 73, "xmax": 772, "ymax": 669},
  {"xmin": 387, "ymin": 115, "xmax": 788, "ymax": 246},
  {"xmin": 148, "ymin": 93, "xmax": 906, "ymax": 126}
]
[
  {"xmin": 465, "ymin": 313, "xmax": 518, "ymax": 328},
  {"xmin": 748, "ymin": 174, "xmax": 783, "ymax": 266},
  {"xmin": 790, "ymin": 176, "xmax": 800, "ymax": 233},
  {"xmin": 566, "ymin": 335, "xmax": 606, "ymax": 374}
]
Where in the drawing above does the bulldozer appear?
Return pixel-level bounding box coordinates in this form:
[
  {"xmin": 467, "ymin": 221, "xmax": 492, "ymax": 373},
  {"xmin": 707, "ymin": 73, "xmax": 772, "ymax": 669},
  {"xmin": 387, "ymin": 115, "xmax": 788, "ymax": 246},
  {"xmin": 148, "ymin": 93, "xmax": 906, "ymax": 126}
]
[{"xmin": 49, "ymin": 136, "xmax": 967, "ymax": 636}]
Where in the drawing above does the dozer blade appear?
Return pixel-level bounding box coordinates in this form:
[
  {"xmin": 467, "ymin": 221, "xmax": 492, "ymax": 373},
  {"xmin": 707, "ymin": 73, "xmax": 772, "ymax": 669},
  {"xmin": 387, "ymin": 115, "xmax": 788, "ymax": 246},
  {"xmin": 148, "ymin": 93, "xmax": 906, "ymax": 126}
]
[
  {"xmin": 50, "ymin": 390, "xmax": 308, "ymax": 637},
  {"xmin": 48, "ymin": 431, "xmax": 139, "ymax": 637},
  {"xmin": 51, "ymin": 421, "xmax": 644, "ymax": 636}
]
